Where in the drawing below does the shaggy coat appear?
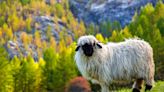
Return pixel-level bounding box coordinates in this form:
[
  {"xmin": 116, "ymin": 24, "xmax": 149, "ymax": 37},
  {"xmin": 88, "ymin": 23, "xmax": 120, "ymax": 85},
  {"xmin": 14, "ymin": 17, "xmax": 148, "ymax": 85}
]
[{"xmin": 75, "ymin": 35, "xmax": 154, "ymax": 92}]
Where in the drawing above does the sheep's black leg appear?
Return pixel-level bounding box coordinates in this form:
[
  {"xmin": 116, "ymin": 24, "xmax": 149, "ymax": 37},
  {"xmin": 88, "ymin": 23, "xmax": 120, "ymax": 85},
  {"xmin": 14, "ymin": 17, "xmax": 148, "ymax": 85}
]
[
  {"xmin": 145, "ymin": 84, "xmax": 152, "ymax": 91},
  {"xmin": 132, "ymin": 78, "xmax": 143, "ymax": 92},
  {"xmin": 132, "ymin": 88, "xmax": 140, "ymax": 92}
]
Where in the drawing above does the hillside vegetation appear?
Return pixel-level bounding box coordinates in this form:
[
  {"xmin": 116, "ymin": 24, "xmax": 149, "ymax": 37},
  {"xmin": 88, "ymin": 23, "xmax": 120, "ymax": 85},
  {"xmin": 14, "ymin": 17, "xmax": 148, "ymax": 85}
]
[{"xmin": 0, "ymin": 0, "xmax": 163, "ymax": 92}]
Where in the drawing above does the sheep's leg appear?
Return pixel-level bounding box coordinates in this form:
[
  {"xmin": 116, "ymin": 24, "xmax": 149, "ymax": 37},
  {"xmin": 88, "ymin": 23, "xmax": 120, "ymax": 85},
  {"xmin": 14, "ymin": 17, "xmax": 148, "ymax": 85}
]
[
  {"xmin": 145, "ymin": 63, "xmax": 154, "ymax": 91},
  {"xmin": 145, "ymin": 77, "xmax": 154, "ymax": 91},
  {"xmin": 100, "ymin": 83, "xmax": 109, "ymax": 92},
  {"xmin": 91, "ymin": 79, "xmax": 99, "ymax": 84},
  {"xmin": 132, "ymin": 78, "xmax": 144, "ymax": 92}
]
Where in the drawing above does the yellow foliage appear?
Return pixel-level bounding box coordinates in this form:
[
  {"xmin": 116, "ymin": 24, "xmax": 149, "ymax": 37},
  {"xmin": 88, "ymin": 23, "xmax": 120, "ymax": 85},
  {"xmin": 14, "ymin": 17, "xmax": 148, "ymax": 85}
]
[
  {"xmin": 26, "ymin": 17, "xmax": 32, "ymax": 32},
  {"xmin": 112, "ymin": 30, "xmax": 117, "ymax": 37},
  {"xmin": 0, "ymin": 28, "xmax": 2, "ymax": 37},
  {"xmin": 96, "ymin": 33, "xmax": 105, "ymax": 43},
  {"xmin": 2, "ymin": 24, "xmax": 13, "ymax": 40},
  {"xmin": 20, "ymin": 32, "xmax": 28, "ymax": 45},
  {"xmin": 6, "ymin": 27, "xmax": 13, "ymax": 40},
  {"xmin": 61, "ymin": 16, "xmax": 67, "ymax": 23},
  {"xmin": 50, "ymin": 37, "xmax": 57, "ymax": 49},
  {"xmin": 58, "ymin": 39, "xmax": 66, "ymax": 53},
  {"xmin": 42, "ymin": 41, "xmax": 47, "ymax": 49},
  {"xmin": 34, "ymin": 31, "xmax": 42, "ymax": 48},
  {"xmin": 142, "ymin": 3, "xmax": 155, "ymax": 15},
  {"xmin": 8, "ymin": 14, "xmax": 20, "ymax": 32},
  {"xmin": 2, "ymin": 23, "xmax": 8, "ymax": 33},
  {"xmin": 122, "ymin": 26, "xmax": 132, "ymax": 38},
  {"xmin": 30, "ymin": 0, "xmax": 46, "ymax": 10},
  {"xmin": 66, "ymin": 35, "xmax": 73, "ymax": 45},
  {"xmin": 38, "ymin": 58, "xmax": 46, "ymax": 67}
]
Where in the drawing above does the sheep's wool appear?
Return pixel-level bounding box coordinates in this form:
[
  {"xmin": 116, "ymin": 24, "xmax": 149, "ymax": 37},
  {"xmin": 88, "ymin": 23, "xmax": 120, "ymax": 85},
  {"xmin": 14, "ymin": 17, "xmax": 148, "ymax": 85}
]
[{"xmin": 75, "ymin": 35, "xmax": 154, "ymax": 92}]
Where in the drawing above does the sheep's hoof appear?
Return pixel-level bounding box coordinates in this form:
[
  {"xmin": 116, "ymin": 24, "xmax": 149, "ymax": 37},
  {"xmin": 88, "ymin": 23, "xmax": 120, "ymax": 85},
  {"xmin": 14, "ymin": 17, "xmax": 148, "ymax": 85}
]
[
  {"xmin": 132, "ymin": 88, "xmax": 140, "ymax": 92},
  {"xmin": 145, "ymin": 84, "xmax": 152, "ymax": 91}
]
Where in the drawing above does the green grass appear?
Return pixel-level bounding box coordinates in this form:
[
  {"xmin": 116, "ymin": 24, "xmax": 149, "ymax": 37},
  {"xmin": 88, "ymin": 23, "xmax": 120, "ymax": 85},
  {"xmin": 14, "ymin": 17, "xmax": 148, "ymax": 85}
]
[
  {"xmin": 118, "ymin": 81, "xmax": 164, "ymax": 92},
  {"xmin": 151, "ymin": 81, "xmax": 164, "ymax": 92}
]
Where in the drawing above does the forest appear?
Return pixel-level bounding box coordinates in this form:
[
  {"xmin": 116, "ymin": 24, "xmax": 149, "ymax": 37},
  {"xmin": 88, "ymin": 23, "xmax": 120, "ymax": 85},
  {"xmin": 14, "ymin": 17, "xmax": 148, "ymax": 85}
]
[{"xmin": 0, "ymin": 0, "xmax": 164, "ymax": 92}]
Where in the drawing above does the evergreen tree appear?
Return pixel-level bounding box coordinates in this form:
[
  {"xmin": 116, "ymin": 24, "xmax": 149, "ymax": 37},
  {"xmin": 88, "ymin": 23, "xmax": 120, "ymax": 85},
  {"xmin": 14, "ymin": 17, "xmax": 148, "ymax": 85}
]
[
  {"xmin": 0, "ymin": 46, "xmax": 13, "ymax": 92},
  {"xmin": 42, "ymin": 47, "xmax": 58, "ymax": 91},
  {"xmin": 11, "ymin": 56, "xmax": 41, "ymax": 92},
  {"xmin": 53, "ymin": 44, "xmax": 78, "ymax": 92},
  {"xmin": 11, "ymin": 56, "xmax": 21, "ymax": 92}
]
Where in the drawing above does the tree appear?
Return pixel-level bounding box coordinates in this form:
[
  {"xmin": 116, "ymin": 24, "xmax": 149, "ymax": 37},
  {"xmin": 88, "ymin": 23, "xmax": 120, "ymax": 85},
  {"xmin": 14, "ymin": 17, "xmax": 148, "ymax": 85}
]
[
  {"xmin": 127, "ymin": 2, "xmax": 164, "ymax": 80},
  {"xmin": 38, "ymin": 58, "xmax": 46, "ymax": 92},
  {"xmin": 20, "ymin": 0, "xmax": 31, "ymax": 5},
  {"xmin": 8, "ymin": 14, "xmax": 20, "ymax": 32},
  {"xmin": 109, "ymin": 30, "xmax": 124, "ymax": 42},
  {"xmin": 96, "ymin": 33, "xmax": 105, "ymax": 43},
  {"xmin": 42, "ymin": 47, "xmax": 58, "ymax": 91},
  {"xmin": 34, "ymin": 31, "xmax": 42, "ymax": 48},
  {"xmin": 54, "ymin": 44, "xmax": 78, "ymax": 92},
  {"xmin": 55, "ymin": 3, "xmax": 65, "ymax": 18},
  {"xmin": 50, "ymin": 37, "xmax": 57, "ymax": 49},
  {"xmin": 0, "ymin": 46, "xmax": 13, "ymax": 92},
  {"xmin": 121, "ymin": 26, "xmax": 132, "ymax": 38},
  {"xmin": 157, "ymin": 18, "xmax": 164, "ymax": 36},
  {"xmin": 12, "ymin": 56, "xmax": 41, "ymax": 92},
  {"xmin": 2, "ymin": 23, "xmax": 13, "ymax": 40},
  {"xmin": 86, "ymin": 23, "xmax": 95, "ymax": 35},
  {"xmin": 25, "ymin": 17, "xmax": 32, "ymax": 33},
  {"xmin": 136, "ymin": 25, "xmax": 143, "ymax": 37},
  {"xmin": 112, "ymin": 21, "xmax": 121, "ymax": 31},
  {"xmin": 0, "ymin": 16, "xmax": 5, "ymax": 27},
  {"xmin": 11, "ymin": 56, "xmax": 21, "ymax": 92},
  {"xmin": 20, "ymin": 32, "xmax": 29, "ymax": 49},
  {"xmin": 46, "ymin": 25, "xmax": 52, "ymax": 42}
]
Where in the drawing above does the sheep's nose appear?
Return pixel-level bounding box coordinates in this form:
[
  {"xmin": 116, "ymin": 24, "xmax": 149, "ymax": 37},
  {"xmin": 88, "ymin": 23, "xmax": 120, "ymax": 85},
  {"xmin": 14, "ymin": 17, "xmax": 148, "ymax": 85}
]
[
  {"xmin": 83, "ymin": 48, "xmax": 93, "ymax": 57},
  {"xmin": 84, "ymin": 51, "xmax": 93, "ymax": 56},
  {"xmin": 82, "ymin": 43, "xmax": 94, "ymax": 57}
]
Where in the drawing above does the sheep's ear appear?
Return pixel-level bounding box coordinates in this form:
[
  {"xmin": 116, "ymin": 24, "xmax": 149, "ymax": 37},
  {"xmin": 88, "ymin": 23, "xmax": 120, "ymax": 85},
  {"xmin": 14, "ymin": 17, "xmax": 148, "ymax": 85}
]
[
  {"xmin": 75, "ymin": 46, "xmax": 80, "ymax": 51},
  {"xmin": 96, "ymin": 43, "xmax": 102, "ymax": 49}
]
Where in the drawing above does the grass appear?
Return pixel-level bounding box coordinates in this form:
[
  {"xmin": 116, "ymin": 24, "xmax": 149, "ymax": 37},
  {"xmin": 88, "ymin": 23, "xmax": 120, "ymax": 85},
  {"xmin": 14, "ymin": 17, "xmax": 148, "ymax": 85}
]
[
  {"xmin": 118, "ymin": 81, "xmax": 164, "ymax": 92},
  {"xmin": 91, "ymin": 81, "xmax": 164, "ymax": 92}
]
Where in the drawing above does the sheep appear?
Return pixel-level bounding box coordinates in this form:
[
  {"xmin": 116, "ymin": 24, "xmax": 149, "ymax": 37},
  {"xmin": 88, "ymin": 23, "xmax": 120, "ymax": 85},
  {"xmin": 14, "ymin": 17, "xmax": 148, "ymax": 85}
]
[{"xmin": 75, "ymin": 35, "xmax": 155, "ymax": 92}]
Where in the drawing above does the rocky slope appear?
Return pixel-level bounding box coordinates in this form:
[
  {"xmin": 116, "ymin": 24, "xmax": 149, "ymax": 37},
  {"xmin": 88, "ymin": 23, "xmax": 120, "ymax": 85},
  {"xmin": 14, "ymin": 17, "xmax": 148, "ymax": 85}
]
[
  {"xmin": 70, "ymin": 0, "xmax": 159, "ymax": 27},
  {"xmin": 5, "ymin": 15, "xmax": 72, "ymax": 61}
]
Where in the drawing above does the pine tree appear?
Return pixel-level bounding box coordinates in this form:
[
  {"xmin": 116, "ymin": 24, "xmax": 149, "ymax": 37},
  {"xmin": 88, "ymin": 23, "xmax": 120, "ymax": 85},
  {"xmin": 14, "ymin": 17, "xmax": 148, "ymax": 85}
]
[
  {"xmin": 14, "ymin": 56, "xmax": 41, "ymax": 92},
  {"xmin": 0, "ymin": 46, "xmax": 13, "ymax": 92},
  {"xmin": 54, "ymin": 45, "xmax": 78, "ymax": 92},
  {"xmin": 96, "ymin": 33, "xmax": 105, "ymax": 43},
  {"xmin": 26, "ymin": 17, "xmax": 32, "ymax": 33},
  {"xmin": 11, "ymin": 56, "xmax": 21, "ymax": 92},
  {"xmin": 42, "ymin": 47, "xmax": 58, "ymax": 91}
]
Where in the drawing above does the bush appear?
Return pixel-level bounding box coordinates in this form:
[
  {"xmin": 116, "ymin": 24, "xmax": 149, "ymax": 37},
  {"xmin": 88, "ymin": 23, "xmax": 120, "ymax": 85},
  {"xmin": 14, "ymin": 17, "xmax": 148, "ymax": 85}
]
[{"xmin": 65, "ymin": 77, "xmax": 91, "ymax": 92}]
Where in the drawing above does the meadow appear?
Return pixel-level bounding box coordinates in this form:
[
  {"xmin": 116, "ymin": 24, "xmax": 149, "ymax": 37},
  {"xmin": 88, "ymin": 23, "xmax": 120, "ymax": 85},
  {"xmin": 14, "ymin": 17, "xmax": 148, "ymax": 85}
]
[{"xmin": 118, "ymin": 81, "xmax": 164, "ymax": 92}]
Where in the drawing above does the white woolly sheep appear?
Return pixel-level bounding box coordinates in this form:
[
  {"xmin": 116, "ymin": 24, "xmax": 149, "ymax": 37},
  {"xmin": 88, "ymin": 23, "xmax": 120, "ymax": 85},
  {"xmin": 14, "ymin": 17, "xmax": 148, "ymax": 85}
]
[{"xmin": 75, "ymin": 35, "xmax": 155, "ymax": 92}]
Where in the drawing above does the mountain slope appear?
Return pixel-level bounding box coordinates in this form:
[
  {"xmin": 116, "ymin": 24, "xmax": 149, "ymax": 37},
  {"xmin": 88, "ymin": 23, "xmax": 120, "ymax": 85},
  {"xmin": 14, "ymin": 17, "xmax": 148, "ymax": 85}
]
[{"xmin": 70, "ymin": 0, "xmax": 159, "ymax": 27}]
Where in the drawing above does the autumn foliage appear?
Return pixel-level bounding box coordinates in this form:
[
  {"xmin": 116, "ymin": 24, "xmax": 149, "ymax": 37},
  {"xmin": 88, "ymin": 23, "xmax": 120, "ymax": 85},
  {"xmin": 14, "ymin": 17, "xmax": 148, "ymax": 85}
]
[{"xmin": 65, "ymin": 77, "xmax": 91, "ymax": 92}]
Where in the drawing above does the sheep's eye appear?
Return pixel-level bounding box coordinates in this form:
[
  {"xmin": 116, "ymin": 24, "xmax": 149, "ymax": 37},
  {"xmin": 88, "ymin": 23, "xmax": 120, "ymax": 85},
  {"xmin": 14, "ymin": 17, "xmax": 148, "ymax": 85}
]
[{"xmin": 93, "ymin": 43, "xmax": 95, "ymax": 46}]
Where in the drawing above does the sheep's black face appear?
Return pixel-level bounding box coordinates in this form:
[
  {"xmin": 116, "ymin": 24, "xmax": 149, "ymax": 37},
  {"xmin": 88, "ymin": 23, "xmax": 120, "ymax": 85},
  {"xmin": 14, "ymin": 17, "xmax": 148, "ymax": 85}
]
[{"xmin": 82, "ymin": 43, "xmax": 93, "ymax": 57}]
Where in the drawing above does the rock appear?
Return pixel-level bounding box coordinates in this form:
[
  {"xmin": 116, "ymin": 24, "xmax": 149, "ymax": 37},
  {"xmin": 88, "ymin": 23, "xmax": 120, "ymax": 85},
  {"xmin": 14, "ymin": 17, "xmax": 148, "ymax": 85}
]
[
  {"xmin": 70, "ymin": 0, "xmax": 159, "ymax": 27},
  {"xmin": 6, "ymin": 15, "xmax": 74, "ymax": 61}
]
